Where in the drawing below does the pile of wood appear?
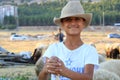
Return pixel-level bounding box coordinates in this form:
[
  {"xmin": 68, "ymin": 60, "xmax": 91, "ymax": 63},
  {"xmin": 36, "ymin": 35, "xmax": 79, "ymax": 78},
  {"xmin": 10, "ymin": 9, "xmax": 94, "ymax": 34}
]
[{"xmin": 0, "ymin": 53, "xmax": 31, "ymax": 67}]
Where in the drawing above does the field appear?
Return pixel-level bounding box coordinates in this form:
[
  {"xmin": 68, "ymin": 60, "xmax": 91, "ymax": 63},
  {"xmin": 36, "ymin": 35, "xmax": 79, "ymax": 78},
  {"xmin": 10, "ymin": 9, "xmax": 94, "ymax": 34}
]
[{"xmin": 0, "ymin": 26, "xmax": 120, "ymax": 79}]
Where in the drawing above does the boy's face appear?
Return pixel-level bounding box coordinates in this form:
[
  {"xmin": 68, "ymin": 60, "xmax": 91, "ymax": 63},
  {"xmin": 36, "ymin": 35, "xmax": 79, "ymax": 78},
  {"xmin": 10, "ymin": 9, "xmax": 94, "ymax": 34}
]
[{"xmin": 61, "ymin": 17, "xmax": 85, "ymax": 36}]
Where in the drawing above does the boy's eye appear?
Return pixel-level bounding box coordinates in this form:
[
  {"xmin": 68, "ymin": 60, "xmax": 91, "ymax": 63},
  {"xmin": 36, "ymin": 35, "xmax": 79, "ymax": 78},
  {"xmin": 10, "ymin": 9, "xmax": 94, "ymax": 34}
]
[
  {"xmin": 75, "ymin": 17, "xmax": 81, "ymax": 20},
  {"xmin": 63, "ymin": 18, "xmax": 72, "ymax": 22},
  {"xmin": 62, "ymin": 17, "xmax": 85, "ymax": 22}
]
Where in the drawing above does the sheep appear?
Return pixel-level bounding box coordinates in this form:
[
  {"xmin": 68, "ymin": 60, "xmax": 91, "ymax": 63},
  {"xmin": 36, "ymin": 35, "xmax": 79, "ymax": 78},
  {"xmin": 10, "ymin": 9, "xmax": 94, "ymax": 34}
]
[
  {"xmin": 105, "ymin": 43, "xmax": 120, "ymax": 59},
  {"xmin": 93, "ymin": 69, "xmax": 120, "ymax": 80},
  {"xmin": 30, "ymin": 48, "xmax": 42, "ymax": 64},
  {"xmin": 35, "ymin": 57, "xmax": 44, "ymax": 76},
  {"xmin": 98, "ymin": 53, "xmax": 106, "ymax": 63},
  {"xmin": 93, "ymin": 60, "xmax": 120, "ymax": 80},
  {"xmin": 110, "ymin": 48, "xmax": 119, "ymax": 59},
  {"xmin": 36, "ymin": 44, "xmax": 48, "ymax": 56},
  {"xmin": 30, "ymin": 44, "xmax": 48, "ymax": 64},
  {"xmin": 105, "ymin": 43, "xmax": 113, "ymax": 58},
  {"xmin": 99, "ymin": 60, "xmax": 120, "ymax": 77}
]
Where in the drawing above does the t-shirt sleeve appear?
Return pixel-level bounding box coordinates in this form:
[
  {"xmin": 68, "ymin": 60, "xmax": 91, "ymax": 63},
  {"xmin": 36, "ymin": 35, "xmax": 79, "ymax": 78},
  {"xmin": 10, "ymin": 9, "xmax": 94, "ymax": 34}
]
[{"xmin": 85, "ymin": 46, "xmax": 99, "ymax": 69}]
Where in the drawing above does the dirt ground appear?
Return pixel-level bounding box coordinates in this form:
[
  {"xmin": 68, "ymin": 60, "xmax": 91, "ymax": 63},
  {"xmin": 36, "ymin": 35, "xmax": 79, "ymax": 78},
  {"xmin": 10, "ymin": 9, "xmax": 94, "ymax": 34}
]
[{"xmin": 0, "ymin": 26, "xmax": 120, "ymax": 79}]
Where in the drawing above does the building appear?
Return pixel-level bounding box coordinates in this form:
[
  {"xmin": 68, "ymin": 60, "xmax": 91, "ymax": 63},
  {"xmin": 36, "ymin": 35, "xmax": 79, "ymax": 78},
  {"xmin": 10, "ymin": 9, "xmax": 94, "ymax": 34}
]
[{"xmin": 0, "ymin": 5, "xmax": 18, "ymax": 23}]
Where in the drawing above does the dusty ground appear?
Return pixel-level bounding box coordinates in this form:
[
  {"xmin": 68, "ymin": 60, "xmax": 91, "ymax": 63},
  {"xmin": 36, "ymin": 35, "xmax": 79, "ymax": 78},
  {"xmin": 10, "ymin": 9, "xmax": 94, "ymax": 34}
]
[{"xmin": 0, "ymin": 26, "xmax": 120, "ymax": 79}]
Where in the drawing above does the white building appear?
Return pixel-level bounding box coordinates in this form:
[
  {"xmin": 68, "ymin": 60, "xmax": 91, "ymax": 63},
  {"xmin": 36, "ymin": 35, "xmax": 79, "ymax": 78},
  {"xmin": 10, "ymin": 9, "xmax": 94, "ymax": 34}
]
[{"xmin": 0, "ymin": 5, "xmax": 18, "ymax": 23}]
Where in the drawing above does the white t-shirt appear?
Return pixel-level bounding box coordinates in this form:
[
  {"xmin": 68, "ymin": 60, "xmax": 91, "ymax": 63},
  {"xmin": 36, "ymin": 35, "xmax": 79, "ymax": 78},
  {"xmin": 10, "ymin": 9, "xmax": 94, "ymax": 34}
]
[{"xmin": 42, "ymin": 42, "xmax": 99, "ymax": 80}]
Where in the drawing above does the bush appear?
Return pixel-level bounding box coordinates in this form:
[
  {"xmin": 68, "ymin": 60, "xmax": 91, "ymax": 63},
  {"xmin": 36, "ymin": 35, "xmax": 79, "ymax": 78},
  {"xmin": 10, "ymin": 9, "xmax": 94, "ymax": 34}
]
[
  {"xmin": 4, "ymin": 24, "xmax": 17, "ymax": 29},
  {"xmin": 0, "ymin": 23, "xmax": 4, "ymax": 29}
]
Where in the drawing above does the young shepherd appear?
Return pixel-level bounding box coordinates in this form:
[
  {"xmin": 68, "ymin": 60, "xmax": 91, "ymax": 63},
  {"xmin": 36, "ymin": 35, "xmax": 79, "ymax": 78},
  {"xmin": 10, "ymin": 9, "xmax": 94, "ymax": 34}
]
[{"xmin": 35, "ymin": 42, "xmax": 105, "ymax": 79}]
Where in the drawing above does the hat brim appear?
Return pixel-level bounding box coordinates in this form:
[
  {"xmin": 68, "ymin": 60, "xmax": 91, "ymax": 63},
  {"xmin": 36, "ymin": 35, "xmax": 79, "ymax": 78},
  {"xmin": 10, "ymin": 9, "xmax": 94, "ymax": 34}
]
[{"xmin": 54, "ymin": 13, "xmax": 92, "ymax": 28}]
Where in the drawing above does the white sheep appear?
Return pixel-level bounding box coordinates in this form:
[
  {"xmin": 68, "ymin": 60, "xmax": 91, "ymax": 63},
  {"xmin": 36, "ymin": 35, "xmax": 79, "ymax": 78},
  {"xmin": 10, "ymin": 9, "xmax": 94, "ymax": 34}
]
[
  {"xmin": 99, "ymin": 60, "xmax": 120, "ymax": 77},
  {"xmin": 93, "ymin": 69, "xmax": 120, "ymax": 80},
  {"xmin": 98, "ymin": 53, "xmax": 106, "ymax": 63},
  {"xmin": 104, "ymin": 43, "xmax": 113, "ymax": 57},
  {"xmin": 93, "ymin": 60, "xmax": 120, "ymax": 80},
  {"xmin": 35, "ymin": 57, "xmax": 44, "ymax": 76}
]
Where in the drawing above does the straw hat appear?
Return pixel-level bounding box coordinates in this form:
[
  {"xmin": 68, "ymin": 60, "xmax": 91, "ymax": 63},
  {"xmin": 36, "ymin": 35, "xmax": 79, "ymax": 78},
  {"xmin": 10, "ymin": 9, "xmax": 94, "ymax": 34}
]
[{"xmin": 53, "ymin": 0, "xmax": 92, "ymax": 28}]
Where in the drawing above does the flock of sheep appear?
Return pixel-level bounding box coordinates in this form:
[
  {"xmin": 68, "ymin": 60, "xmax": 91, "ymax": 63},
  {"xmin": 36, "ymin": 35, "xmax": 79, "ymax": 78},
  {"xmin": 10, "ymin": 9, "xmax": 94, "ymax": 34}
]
[
  {"xmin": 91, "ymin": 43, "xmax": 120, "ymax": 80},
  {"xmin": 33, "ymin": 43, "xmax": 120, "ymax": 80}
]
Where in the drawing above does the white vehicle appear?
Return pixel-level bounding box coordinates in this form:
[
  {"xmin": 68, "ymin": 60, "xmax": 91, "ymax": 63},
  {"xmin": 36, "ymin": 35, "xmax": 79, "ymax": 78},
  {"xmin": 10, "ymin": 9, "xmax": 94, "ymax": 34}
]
[
  {"xmin": 114, "ymin": 23, "xmax": 120, "ymax": 26},
  {"xmin": 10, "ymin": 34, "xmax": 28, "ymax": 40}
]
